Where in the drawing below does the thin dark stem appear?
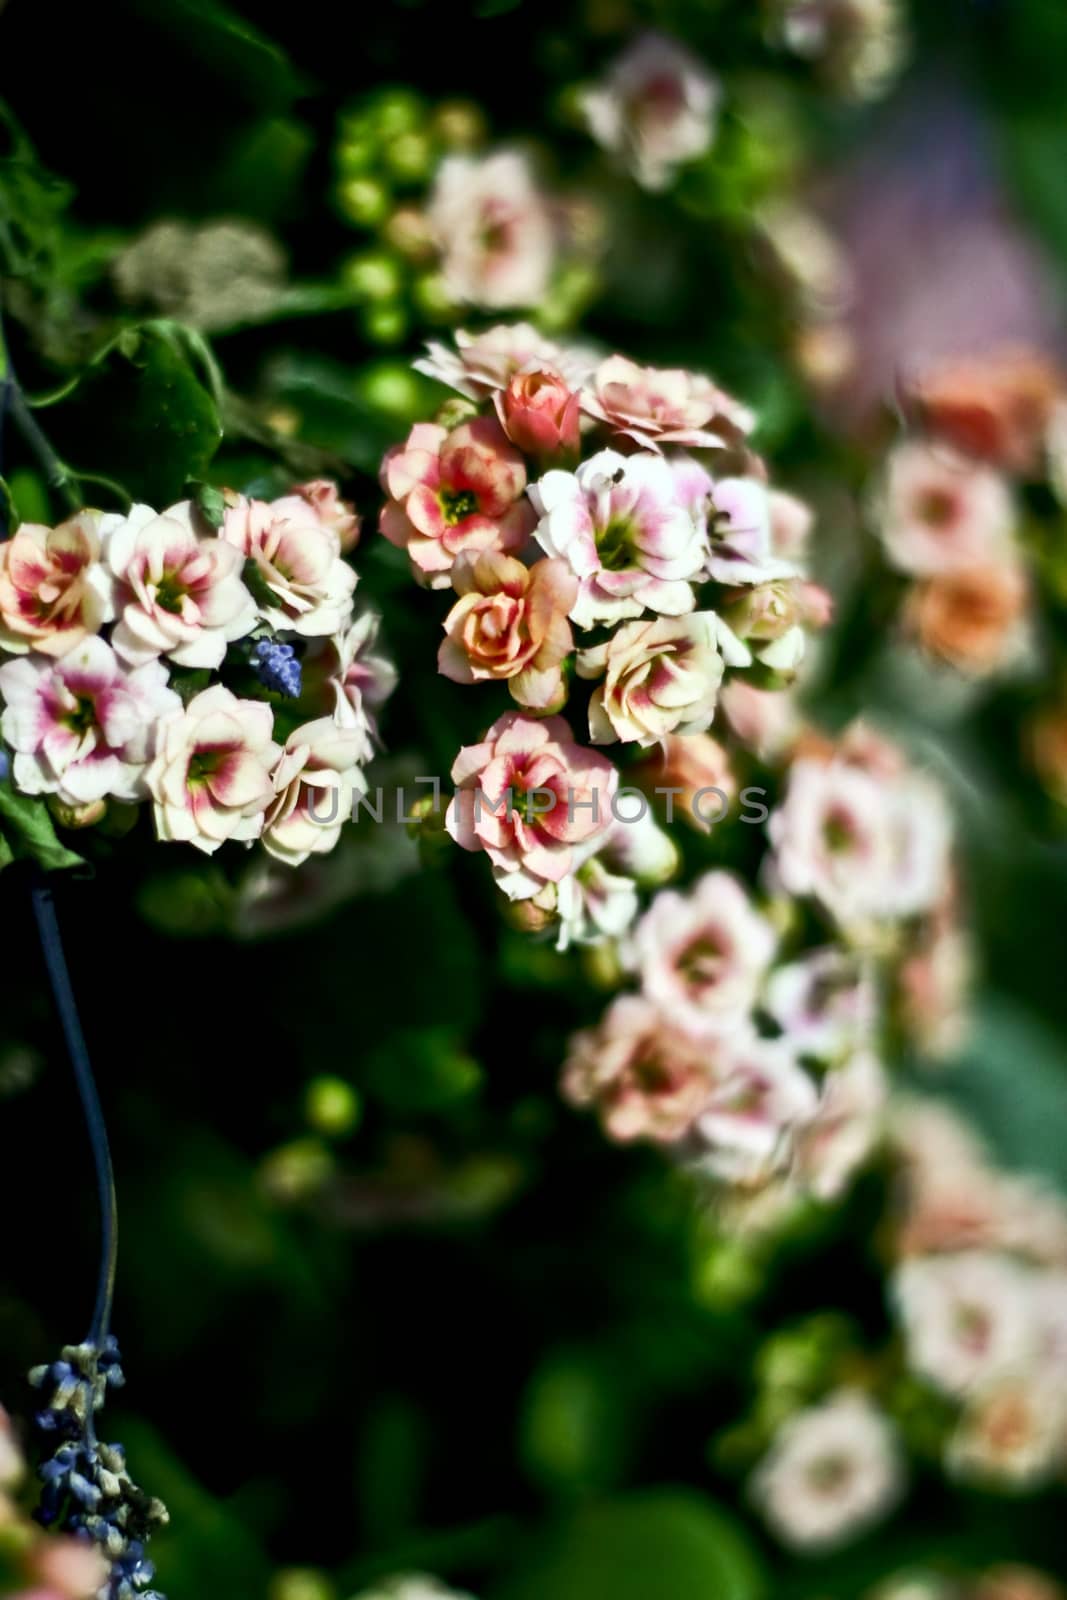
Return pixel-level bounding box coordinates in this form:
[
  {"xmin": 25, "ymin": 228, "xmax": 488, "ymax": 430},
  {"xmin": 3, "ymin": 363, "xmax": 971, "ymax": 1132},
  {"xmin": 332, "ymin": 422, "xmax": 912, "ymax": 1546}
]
[
  {"xmin": 30, "ymin": 873, "xmax": 118, "ymax": 1346},
  {"xmin": 0, "ymin": 295, "xmax": 82, "ymax": 518}
]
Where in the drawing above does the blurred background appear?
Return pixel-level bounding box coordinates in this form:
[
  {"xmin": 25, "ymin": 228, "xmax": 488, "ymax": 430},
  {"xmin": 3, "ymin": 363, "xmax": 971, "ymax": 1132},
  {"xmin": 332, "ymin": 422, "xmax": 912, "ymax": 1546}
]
[{"xmin": 3, "ymin": 2, "xmax": 1067, "ymax": 1597}]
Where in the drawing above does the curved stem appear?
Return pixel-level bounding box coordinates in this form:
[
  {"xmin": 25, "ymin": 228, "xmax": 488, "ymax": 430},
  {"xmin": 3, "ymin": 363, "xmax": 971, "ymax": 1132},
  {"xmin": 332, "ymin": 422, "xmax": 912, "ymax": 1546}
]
[
  {"xmin": 0, "ymin": 296, "xmax": 82, "ymax": 518},
  {"xmin": 30, "ymin": 873, "xmax": 118, "ymax": 1345}
]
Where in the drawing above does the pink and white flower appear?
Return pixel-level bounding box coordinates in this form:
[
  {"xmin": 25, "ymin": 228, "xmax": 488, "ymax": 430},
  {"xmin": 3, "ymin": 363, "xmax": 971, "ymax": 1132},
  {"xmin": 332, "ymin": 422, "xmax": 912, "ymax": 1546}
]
[
  {"xmin": 576, "ymin": 612, "xmax": 728, "ymax": 746},
  {"xmin": 581, "ymin": 355, "xmax": 754, "ymax": 452},
  {"xmin": 627, "ymin": 869, "xmax": 777, "ymax": 1037},
  {"xmin": 221, "ymin": 494, "xmax": 356, "ymax": 636},
  {"xmin": 892, "ymin": 1252, "xmax": 1038, "ymax": 1397},
  {"xmin": 427, "ymin": 150, "xmax": 556, "ymax": 309},
  {"xmin": 100, "ymin": 501, "xmax": 257, "ymax": 668},
  {"xmin": 414, "ymin": 324, "xmax": 596, "ymax": 400},
  {"xmin": 530, "ymin": 448, "xmax": 706, "ymax": 627},
  {"xmin": 269, "ymin": 479, "xmax": 361, "ymax": 553},
  {"xmin": 0, "ymin": 637, "xmax": 180, "ymax": 806},
  {"xmin": 438, "ymin": 551, "xmax": 577, "ymax": 712},
  {"xmin": 263, "ymin": 717, "xmax": 367, "ymax": 866},
  {"xmin": 446, "ymin": 711, "xmax": 617, "ymax": 900},
  {"xmin": 554, "ymin": 854, "xmax": 641, "ymax": 952},
  {"xmin": 705, "ymin": 476, "xmax": 802, "ymax": 585},
  {"xmin": 562, "ymin": 993, "xmax": 714, "ymax": 1143},
  {"xmin": 144, "ymin": 684, "xmax": 279, "ymax": 854},
  {"xmin": 0, "ymin": 512, "xmax": 110, "ymax": 658},
  {"xmin": 877, "ymin": 441, "xmax": 1016, "ymax": 577},
  {"xmin": 317, "ymin": 609, "xmax": 397, "ymax": 757},
  {"xmin": 689, "ymin": 1032, "xmax": 818, "ymax": 1185},
  {"xmin": 581, "ymin": 32, "xmax": 721, "ymax": 192},
  {"xmin": 794, "ymin": 1047, "xmax": 887, "ymax": 1200},
  {"xmin": 380, "ymin": 417, "xmax": 535, "ymax": 588},
  {"xmin": 764, "ymin": 948, "xmax": 876, "ymax": 1059},
  {"xmin": 751, "ymin": 1391, "xmax": 904, "ymax": 1552},
  {"xmin": 720, "ymin": 677, "xmax": 801, "ymax": 760}
]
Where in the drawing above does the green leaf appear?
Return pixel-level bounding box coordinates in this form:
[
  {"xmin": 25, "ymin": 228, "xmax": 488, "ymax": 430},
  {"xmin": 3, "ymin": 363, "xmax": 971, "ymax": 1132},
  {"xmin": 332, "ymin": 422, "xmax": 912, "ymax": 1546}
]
[
  {"xmin": 122, "ymin": 0, "xmax": 301, "ymax": 113},
  {"xmin": 490, "ymin": 1491, "xmax": 766, "ymax": 1600},
  {"xmin": 187, "ymin": 479, "xmax": 227, "ymax": 531},
  {"xmin": 0, "ymin": 476, "xmax": 20, "ymax": 535},
  {"xmin": 0, "ymin": 780, "xmax": 85, "ymax": 874},
  {"xmin": 48, "ymin": 321, "xmax": 223, "ymax": 505}
]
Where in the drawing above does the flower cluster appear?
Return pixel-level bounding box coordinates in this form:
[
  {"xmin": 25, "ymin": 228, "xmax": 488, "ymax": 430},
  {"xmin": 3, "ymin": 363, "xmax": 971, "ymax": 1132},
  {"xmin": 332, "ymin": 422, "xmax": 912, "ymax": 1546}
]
[
  {"xmin": 0, "ymin": 481, "xmax": 395, "ymax": 863},
  {"xmin": 383, "ymin": 324, "xmax": 833, "ymax": 938},
  {"xmin": 28, "ymin": 1338, "xmax": 168, "ymax": 1600}
]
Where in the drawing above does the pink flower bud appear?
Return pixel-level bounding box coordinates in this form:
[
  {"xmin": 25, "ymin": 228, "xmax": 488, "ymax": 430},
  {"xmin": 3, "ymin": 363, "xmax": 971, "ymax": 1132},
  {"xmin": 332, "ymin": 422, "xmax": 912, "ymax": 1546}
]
[{"xmin": 494, "ymin": 367, "xmax": 581, "ymax": 461}]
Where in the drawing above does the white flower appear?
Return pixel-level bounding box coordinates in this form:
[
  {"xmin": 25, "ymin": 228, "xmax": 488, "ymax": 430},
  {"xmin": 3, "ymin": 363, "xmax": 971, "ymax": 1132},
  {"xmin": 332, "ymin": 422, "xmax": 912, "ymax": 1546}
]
[
  {"xmin": 689, "ymin": 1032, "xmax": 818, "ymax": 1186},
  {"xmin": 101, "ymin": 501, "xmax": 257, "ymax": 669},
  {"xmin": 947, "ymin": 1373, "xmax": 1067, "ymax": 1488},
  {"xmin": 323, "ymin": 609, "xmax": 397, "ymax": 759},
  {"xmin": 794, "ymin": 1048, "xmax": 887, "ymax": 1200},
  {"xmin": 0, "ymin": 636, "xmax": 180, "ymax": 805},
  {"xmin": 531, "ymin": 449, "xmax": 706, "ymax": 628},
  {"xmin": 764, "ymin": 948, "xmax": 877, "ymax": 1059},
  {"xmin": 145, "ymin": 684, "xmax": 279, "ymax": 854},
  {"xmin": 704, "ymin": 476, "xmax": 801, "ymax": 586},
  {"xmin": 877, "ymin": 441, "xmax": 1016, "ymax": 577},
  {"xmin": 221, "ymin": 495, "xmax": 356, "ymax": 637},
  {"xmin": 581, "ymin": 32, "xmax": 721, "ymax": 191},
  {"xmin": 627, "ymin": 869, "xmax": 777, "ymax": 1037},
  {"xmin": 263, "ymin": 717, "xmax": 367, "ymax": 867},
  {"xmin": 414, "ymin": 324, "xmax": 595, "ymax": 399},
  {"xmin": 577, "ymin": 612, "xmax": 728, "ymax": 746},
  {"xmin": 751, "ymin": 1390, "xmax": 904, "ymax": 1552},
  {"xmin": 892, "ymin": 1252, "xmax": 1038, "ymax": 1397},
  {"xmin": 555, "ymin": 857, "xmax": 640, "ymax": 952},
  {"xmin": 427, "ymin": 151, "xmax": 555, "ymax": 310}
]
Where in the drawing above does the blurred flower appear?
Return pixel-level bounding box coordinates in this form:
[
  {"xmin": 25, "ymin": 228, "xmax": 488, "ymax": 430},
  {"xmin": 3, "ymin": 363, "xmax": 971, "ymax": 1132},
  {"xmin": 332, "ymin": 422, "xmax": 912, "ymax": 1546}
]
[
  {"xmin": 751, "ymin": 1390, "xmax": 904, "ymax": 1551},
  {"xmin": 627, "ymin": 870, "xmax": 776, "ymax": 1037},
  {"xmin": 530, "ymin": 448, "xmax": 706, "ymax": 627},
  {"xmin": 577, "ymin": 612, "xmax": 728, "ymax": 746},
  {"xmin": 877, "ymin": 442, "xmax": 1016, "ymax": 577},
  {"xmin": 632, "ymin": 732, "xmax": 737, "ymax": 832},
  {"xmin": 581, "ymin": 355, "xmax": 753, "ymax": 452},
  {"xmin": 438, "ymin": 551, "xmax": 576, "ymax": 711},
  {"xmin": 769, "ymin": 736, "xmax": 952, "ymax": 927},
  {"xmin": 380, "ymin": 417, "xmax": 534, "ymax": 588},
  {"xmin": 0, "ymin": 512, "xmax": 110, "ymax": 658},
  {"xmin": 774, "ymin": 0, "xmax": 905, "ymax": 99},
  {"xmin": 0, "ymin": 1406, "xmax": 23, "ymax": 1488},
  {"xmin": 493, "ymin": 367, "xmax": 581, "ymax": 461},
  {"xmin": 145, "ymin": 684, "xmax": 278, "ymax": 853},
  {"xmin": 554, "ymin": 853, "xmax": 640, "ymax": 951},
  {"xmin": 263, "ymin": 717, "xmax": 367, "ymax": 867},
  {"xmin": 101, "ymin": 501, "xmax": 256, "ymax": 669},
  {"xmin": 688, "ymin": 1032, "xmax": 817, "ymax": 1185},
  {"xmin": 427, "ymin": 150, "xmax": 555, "ymax": 308},
  {"xmin": 352, "ymin": 1578, "xmax": 476, "ymax": 1600},
  {"xmin": 907, "ymin": 348, "xmax": 1064, "ymax": 475},
  {"xmin": 415, "ymin": 324, "xmax": 595, "ymax": 399},
  {"xmin": 445, "ymin": 710, "xmax": 616, "ymax": 900},
  {"xmin": 948, "ymin": 1373, "xmax": 1067, "ymax": 1488},
  {"xmin": 270, "ymin": 480, "xmax": 361, "ymax": 553},
  {"xmin": 764, "ymin": 948, "xmax": 875, "ymax": 1060},
  {"xmin": 113, "ymin": 217, "xmax": 285, "ymax": 330},
  {"xmin": 706, "ymin": 476, "xmax": 803, "ymax": 585},
  {"xmin": 580, "ymin": 32, "xmax": 721, "ymax": 191},
  {"xmin": 898, "ymin": 903, "xmax": 973, "ymax": 1059},
  {"xmin": 222, "ymin": 495, "xmax": 357, "ymax": 637},
  {"xmin": 903, "ymin": 561, "xmax": 1030, "ymax": 677},
  {"xmin": 562, "ymin": 993, "xmax": 714, "ymax": 1143},
  {"xmin": 0, "ymin": 638, "xmax": 179, "ymax": 806},
  {"xmin": 720, "ymin": 677, "xmax": 801, "ymax": 760},
  {"xmin": 893, "ymin": 1252, "xmax": 1038, "ymax": 1397},
  {"xmin": 795, "ymin": 1048, "xmax": 887, "ymax": 1200}
]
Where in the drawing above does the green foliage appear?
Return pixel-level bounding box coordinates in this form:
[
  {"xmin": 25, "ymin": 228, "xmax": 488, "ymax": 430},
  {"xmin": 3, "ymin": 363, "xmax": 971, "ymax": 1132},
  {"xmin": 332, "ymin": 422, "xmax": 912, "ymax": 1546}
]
[{"xmin": 0, "ymin": 778, "xmax": 84, "ymax": 874}]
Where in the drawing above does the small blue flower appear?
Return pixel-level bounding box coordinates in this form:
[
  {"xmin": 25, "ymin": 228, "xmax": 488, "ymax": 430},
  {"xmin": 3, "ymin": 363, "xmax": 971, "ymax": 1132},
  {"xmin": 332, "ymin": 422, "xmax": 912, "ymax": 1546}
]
[{"xmin": 252, "ymin": 637, "xmax": 302, "ymax": 698}]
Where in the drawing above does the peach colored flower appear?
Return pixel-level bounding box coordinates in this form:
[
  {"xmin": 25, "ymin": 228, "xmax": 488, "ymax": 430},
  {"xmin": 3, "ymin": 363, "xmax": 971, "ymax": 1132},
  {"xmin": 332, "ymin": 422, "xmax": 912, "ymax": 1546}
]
[
  {"xmin": 909, "ymin": 347, "xmax": 1063, "ymax": 475},
  {"xmin": 101, "ymin": 501, "xmax": 257, "ymax": 668},
  {"xmin": 877, "ymin": 441, "xmax": 1015, "ymax": 577},
  {"xmin": 445, "ymin": 710, "xmax": 616, "ymax": 900},
  {"xmin": 263, "ymin": 717, "xmax": 366, "ymax": 866},
  {"xmin": 28, "ymin": 1535, "xmax": 109, "ymax": 1599},
  {"xmin": 145, "ymin": 684, "xmax": 279, "ymax": 854},
  {"xmin": 438, "ymin": 552, "xmax": 576, "ymax": 711},
  {"xmin": 904, "ymin": 560, "xmax": 1030, "ymax": 676},
  {"xmin": 270, "ymin": 479, "xmax": 361, "ymax": 552},
  {"xmin": 581, "ymin": 32, "xmax": 721, "ymax": 191},
  {"xmin": 0, "ymin": 636, "xmax": 180, "ymax": 806},
  {"xmin": 380, "ymin": 417, "xmax": 535, "ymax": 588},
  {"xmin": 628, "ymin": 870, "xmax": 777, "ymax": 1037},
  {"xmin": 427, "ymin": 150, "xmax": 555, "ymax": 309},
  {"xmin": 493, "ymin": 368, "xmax": 581, "ymax": 461},
  {"xmin": 581, "ymin": 354, "xmax": 754, "ymax": 452},
  {"xmin": 577, "ymin": 612, "xmax": 727, "ymax": 746},
  {"xmin": 562, "ymin": 994, "xmax": 714, "ymax": 1143},
  {"xmin": 632, "ymin": 732, "xmax": 737, "ymax": 832},
  {"xmin": 530, "ymin": 448, "xmax": 707, "ymax": 627},
  {"xmin": 221, "ymin": 494, "xmax": 356, "ymax": 636},
  {"xmin": 415, "ymin": 324, "xmax": 595, "ymax": 400},
  {"xmin": 0, "ymin": 512, "xmax": 110, "ymax": 658},
  {"xmin": 719, "ymin": 678, "xmax": 802, "ymax": 761}
]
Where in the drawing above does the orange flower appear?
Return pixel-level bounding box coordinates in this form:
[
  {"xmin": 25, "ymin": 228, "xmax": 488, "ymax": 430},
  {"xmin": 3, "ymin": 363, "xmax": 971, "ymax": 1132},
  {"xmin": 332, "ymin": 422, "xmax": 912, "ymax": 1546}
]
[{"xmin": 905, "ymin": 560, "xmax": 1029, "ymax": 675}]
